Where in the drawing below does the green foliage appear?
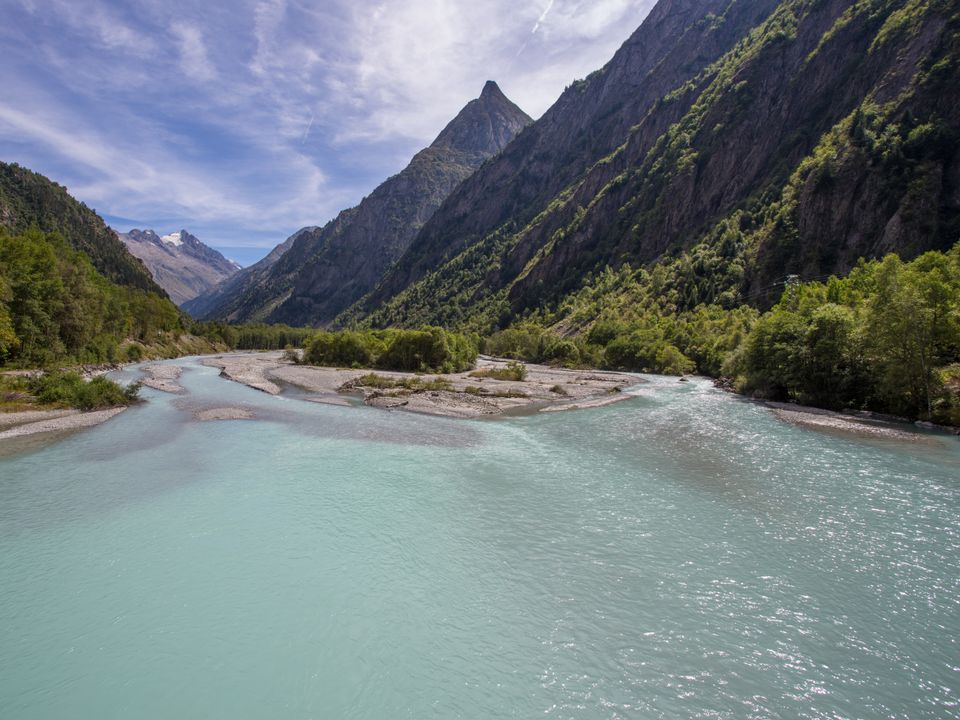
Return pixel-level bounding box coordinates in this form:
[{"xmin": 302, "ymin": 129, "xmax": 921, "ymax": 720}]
[
  {"xmin": 0, "ymin": 228, "xmax": 184, "ymax": 367},
  {"xmin": 482, "ymin": 326, "xmax": 593, "ymax": 368},
  {"xmin": 29, "ymin": 371, "xmax": 140, "ymax": 410},
  {"xmin": 305, "ymin": 331, "xmax": 385, "ymax": 368},
  {"xmin": 304, "ymin": 327, "xmax": 478, "ymax": 373},
  {"xmin": 604, "ymin": 328, "xmax": 695, "ymax": 376},
  {"xmin": 0, "ymin": 162, "xmax": 162, "ymax": 292},
  {"xmin": 469, "ymin": 361, "xmax": 528, "ymax": 381},
  {"xmin": 733, "ymin": 246, "xmax": 960, "ymax": 420},
  {"xmin": 347, "ymin": 373, "xmax": 453, "ymax": 392}
]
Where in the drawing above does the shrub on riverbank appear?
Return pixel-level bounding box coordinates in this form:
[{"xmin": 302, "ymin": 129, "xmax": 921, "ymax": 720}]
[
  {"xmin": 304, "ymin": 327, "xmax": 477, "ymax": 373},
  {"xmin": 29, "ymin": 372, "xmax": 140, "ymax": 410},
  {"xmin": 469, "ymin": 360, "xmax": 528, "ymax": 381}
]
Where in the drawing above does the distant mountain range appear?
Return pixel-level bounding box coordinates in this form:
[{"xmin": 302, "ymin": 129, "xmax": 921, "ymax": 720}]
[
  {"xmin": 187, "ymin": 80, "xmax": 531, "ymax": 324},
  {"xmin": 117, "ymin": 228, "xmax": 240, "ymax": 306},
  {"xmin": 181, "ymin": 227, "xmax": 311, "ymax": 319}
]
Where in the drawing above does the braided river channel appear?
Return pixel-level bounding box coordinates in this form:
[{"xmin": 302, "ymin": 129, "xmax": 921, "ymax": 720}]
[{"xmin": 1, "ymin": 356, "xmax": 958, "ymax": 718}]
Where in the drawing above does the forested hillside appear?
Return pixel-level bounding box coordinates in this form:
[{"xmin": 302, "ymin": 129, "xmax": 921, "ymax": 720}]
[
  {"xmin": 0, "ymin": 164, "xmax": 210, "ymax": 366},
  {"xmin": 0, "ymin": 227, "xmax": 183, "ymax": 366},
  {"xmin": 0, "ymin": 162, "xmax": 164, "ymax": 293}
]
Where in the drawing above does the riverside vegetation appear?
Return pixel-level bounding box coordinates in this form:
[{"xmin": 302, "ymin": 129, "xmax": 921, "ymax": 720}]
[
  {"xmin": 475, "ymin": 243, "xmax": 960, "ymax": 425},
  {"xmin": 4, "ymin": 0, "xmax": 960, "ymax": 425},
  {"xmin": 291, "ymin": 241, "xmax": 960, "ymax": 425}
]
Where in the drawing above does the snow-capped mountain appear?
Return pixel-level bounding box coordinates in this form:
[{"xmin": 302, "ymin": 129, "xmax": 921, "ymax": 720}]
[{"xmin": 117, "ymin": 228, "xmax": 240, "ymax": 306}]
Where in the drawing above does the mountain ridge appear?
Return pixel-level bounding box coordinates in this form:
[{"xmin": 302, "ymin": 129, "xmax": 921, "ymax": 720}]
[
  {"xmin": 0, "ymin": 161, "xmax": 167, "ymax": 295},
  {"xmin": 345, "ymin": 0, "xmax": 959, "ymax": 332},
  {"xmin": 181, "ymin": 227, "xmax": 314, "ymax": 319},
  {"xmin": 189, "ymin": 81, "xmax": 531, "ymax": 326},
  {"xmin": 118, "ymin": 228, "xmax": 240, "ymax": 306}
]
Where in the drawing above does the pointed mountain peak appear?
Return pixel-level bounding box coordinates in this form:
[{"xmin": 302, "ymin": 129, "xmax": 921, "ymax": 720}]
[
  {"xmin": 430, "ymin": 81, "xmax": 531, "ymax": 156},
  {"xmin": 480, "ymin": 80, "xmax": 504, "ymax": 100}
]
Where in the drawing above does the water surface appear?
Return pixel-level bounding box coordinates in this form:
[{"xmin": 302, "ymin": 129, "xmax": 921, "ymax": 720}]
[{"xmin": 1, "ymin": 357, "xmax": 958, "ymax": 718}]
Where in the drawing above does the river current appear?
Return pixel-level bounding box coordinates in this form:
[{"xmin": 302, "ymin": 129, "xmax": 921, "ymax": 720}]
[{"xmin": 1, "ymin": 356, "xmax": 958, "ymax": 718}]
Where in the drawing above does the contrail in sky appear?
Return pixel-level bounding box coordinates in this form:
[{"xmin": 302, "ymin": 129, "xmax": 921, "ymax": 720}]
[
  {"xmin": 300, "ymin": 114, "xmax": 314, "ymax": 145},
  {"xmin": 518, "ymin": 0, "xmax": 556, "ymax": 56},
  {"xmin": 531, "ymin": 0, "xmax": 556, "ymax": 34}
]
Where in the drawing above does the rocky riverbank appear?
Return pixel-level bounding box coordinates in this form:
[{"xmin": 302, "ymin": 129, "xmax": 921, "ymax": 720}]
[
  {"xmin": 0, "ymin": 407, "xmax": 127, "ymax": 438},
  {"xmin": 202, "ymin": 352, "xmax": 638, "ymax": 419},
  {"xmin": 764, "ymin": 401, "xmax": 945, "ymax": 442}
]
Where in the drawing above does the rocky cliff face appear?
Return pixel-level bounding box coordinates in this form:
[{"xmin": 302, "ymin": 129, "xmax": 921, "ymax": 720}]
[
  {"xmin": 193, "ymin": 81, "xmax": 531, "ymax": 325},
  {"xmin": 118, "ymin": 229, "xmax": 240, "ymax": 306},
  {"xmin": 350, "ymin": 0, "xmax": 781, "ymax": 322},
  {"xmin": 181, "ymin": 227, "xmax": 312, "ymax": 319},
  {"xmin": 352, "ymin": 0, "xmax": 959, "ymax": 330}
]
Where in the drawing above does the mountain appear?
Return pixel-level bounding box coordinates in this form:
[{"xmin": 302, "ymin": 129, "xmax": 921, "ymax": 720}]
[
  {"xmin": 181, "ymin": 227, "xmax": 312, "ymax": 319},
  {"xmin": 0, "ymin": 161, "xmax": 165, "ymax": 294},
  {"xmin": 347, "ymin": 0, "xmax": 959, "ymax": 331},
  {"xmin": 0, "ymin": 163, "xmax": 190, "ymax": 365},
  {"xmin": 117, "ymin": 228, "xmax": 240, "ymax": 306},
  {"xmin": 190, "ymin": 81, "xmax": 531, "ymax": 325}
]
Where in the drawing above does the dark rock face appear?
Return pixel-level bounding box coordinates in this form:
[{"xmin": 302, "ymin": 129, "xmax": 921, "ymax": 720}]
[
  {"xmin": 353, "ymin": 0, "xmax": 960, "ymax": 327},
  {"xmin": 118, "ymin": 229, "xmax": 240, "ymax": 306},
  {"xmin": 194, "ymin": 81, "xmax": 531, "ymax": 326},
  {"xmin": 181, "ymin": 228, "xmax": 310, "ymax": 319},
  {"xmin": 353, "ymin": 0, "xmax": 780, "ymax": 319}
]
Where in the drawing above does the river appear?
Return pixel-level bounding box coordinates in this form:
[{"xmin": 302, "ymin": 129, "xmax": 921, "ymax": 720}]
[{"xmin": 1, "ymin": 356, "xmax": 958, "ymax": 718}]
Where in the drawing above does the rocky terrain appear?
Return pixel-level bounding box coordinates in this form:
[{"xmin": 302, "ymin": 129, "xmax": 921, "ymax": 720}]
[
  {"xmin": 118, "ymin": 228, "xmax": 240, "ymax": 306},
  {"xmin": 188, "ymin": 81, "xmax": 531, "ymax": 326},
  {"xmin": 201, "ymin": 352, "xmax": 637, "ymax": 419},
  {"xmin": 343, "ymin": 0, "xmax": 958, "ymax": 328}
]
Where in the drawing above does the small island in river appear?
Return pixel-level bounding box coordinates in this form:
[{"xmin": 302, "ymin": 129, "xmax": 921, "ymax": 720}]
[{"xmin": 195, "ymin": 351, "xmax": 637, "ymax": 419}]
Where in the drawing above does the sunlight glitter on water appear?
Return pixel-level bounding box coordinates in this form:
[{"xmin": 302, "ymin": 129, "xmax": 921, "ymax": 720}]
[{"xmin": 0, "ymin": 359, "xmax": 958, "ymax": 718}]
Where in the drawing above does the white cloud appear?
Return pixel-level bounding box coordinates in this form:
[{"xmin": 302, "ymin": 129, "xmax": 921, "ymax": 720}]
[
  {"xmin": 0, "ymin": 0, "xmax": 656, "ymax": 252},
  {"xmin": 250, "ymin": 0, "xmax": 288, "ymax": 78},
  {"xmin": 170, "ymin": 22, "xmax": 217, "ymax": 82}
]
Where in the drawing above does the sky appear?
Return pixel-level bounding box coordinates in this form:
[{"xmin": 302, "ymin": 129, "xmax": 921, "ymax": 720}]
[{"xmin": 0, "ymin": 0, "xmax": 656, "ymax": 266}]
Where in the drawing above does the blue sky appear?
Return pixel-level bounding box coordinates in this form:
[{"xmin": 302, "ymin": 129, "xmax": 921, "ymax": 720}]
[{"xmin": 0, "ymin": 0, "xmax": 655, "ymax": 266}]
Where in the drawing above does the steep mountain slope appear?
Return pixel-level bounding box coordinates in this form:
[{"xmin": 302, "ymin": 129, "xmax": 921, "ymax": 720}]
[
  {"xmin": 0, "ymin": 164, "xmax": 192, "ymax": 365},
  {"xmin": 181, "ymin": 226, "xmax": 313, "ymax": 319},
  {"xmin": 352, "ymin": 0, "xmax": 959, "ymax": 331},
  {"xmin": 193, "ymin": 81, "xmax": 531, "ymax": 325},
  {"xmin": 347, "ymin": 0, "xmax": 780, "ymax": 323},
  {"xmin": 0, "ymin": 161, "xmax": 165, "ymax": 294},
  {"xmin": 118, "ymin": 228, "xmax": 240, "ymax": 305}
]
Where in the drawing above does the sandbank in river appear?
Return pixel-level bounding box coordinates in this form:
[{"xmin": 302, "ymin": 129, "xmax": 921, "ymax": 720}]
[{"xmin": 202, "ymin": 351, "xmax": 637, "ymax": 419}]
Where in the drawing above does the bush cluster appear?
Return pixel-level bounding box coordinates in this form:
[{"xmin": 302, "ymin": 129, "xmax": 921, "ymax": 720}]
[
  {"xmin": 29, "ymin": 371, "xmax": 140, "ymax": 410},
  {"xmin": 304, "ymin": 327, "xmax": 478, "ymax": 373},
  {"xmin": 469, "ymin": 360, "xmax": 528, "ymax": 381},
  {"xmin": 730, "ymin": 248, "xmax": 960, "ymax": 422}
]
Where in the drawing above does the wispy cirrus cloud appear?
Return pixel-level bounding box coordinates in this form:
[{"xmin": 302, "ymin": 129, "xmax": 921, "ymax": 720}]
[
  {"xmin": 0, "ymin": 0, "xmax": 655, "ymax": 261},
  {"xmin": 170, "ymin": 22, "xmax": 217, "ymax": 83}
]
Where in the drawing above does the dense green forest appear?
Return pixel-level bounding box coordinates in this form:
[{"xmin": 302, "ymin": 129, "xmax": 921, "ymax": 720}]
[
  {"xmin": 0, "ymin": 227, "xmax": 184, "ymax": 366},
  {"xmin": 467, "ymin": 242, "xmax": 960, "ymax": 424},
  {"xmin": 0, "ymin": 227, "xmax": 317, "ymax": 370}
]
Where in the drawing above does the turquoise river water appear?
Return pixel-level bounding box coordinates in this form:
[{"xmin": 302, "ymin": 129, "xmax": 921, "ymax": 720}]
[{"xmin": 0, "ymin": 356, "xmax": 958, "ymax": 718}]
